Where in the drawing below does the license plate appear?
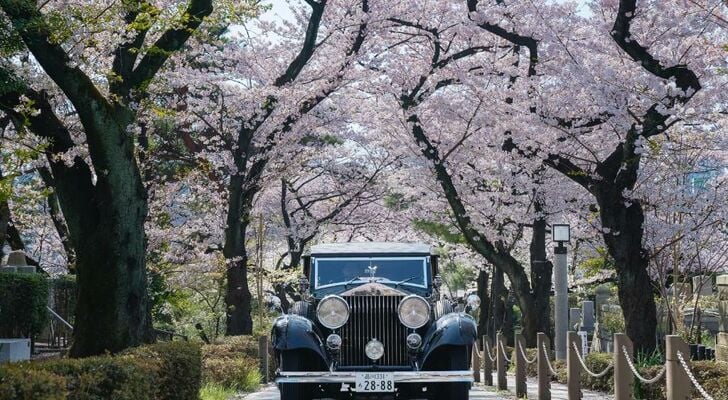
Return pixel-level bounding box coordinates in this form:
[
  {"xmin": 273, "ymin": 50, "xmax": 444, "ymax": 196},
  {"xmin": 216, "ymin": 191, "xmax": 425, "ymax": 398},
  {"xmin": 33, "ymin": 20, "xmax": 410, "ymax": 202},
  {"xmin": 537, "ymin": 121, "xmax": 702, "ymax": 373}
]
[{"xmin": 355, "ymin": 372, "xmax": 395, "ymax": 392}]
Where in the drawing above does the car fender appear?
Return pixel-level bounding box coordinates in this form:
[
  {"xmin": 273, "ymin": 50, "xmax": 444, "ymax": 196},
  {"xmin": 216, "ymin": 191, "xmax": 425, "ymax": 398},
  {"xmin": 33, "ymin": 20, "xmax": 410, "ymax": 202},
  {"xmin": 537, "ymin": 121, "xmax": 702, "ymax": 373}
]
[
  {"xmin": 419, "ymin": 312, "xmax": 477, "ymax": 366},
  {"xmin": 270, "ymin": 314, "xmax": 329, "ymax": 363}
]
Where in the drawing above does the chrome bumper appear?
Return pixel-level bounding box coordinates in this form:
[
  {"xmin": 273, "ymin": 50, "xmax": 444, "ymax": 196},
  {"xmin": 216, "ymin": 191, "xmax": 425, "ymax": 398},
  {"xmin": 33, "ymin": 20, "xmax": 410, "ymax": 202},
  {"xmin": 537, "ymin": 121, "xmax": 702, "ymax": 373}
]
[{"xmin": 276, "ymin": 370, "xmax": 474, "ymax": 384}]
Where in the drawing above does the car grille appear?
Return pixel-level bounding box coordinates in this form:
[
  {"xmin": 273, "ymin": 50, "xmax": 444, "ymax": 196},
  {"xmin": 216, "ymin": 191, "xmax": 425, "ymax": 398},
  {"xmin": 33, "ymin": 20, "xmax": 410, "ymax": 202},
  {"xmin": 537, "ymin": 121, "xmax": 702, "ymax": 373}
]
[{"xmin": 339, "ymin": 295, "xmax": 408, "ymax": 367}]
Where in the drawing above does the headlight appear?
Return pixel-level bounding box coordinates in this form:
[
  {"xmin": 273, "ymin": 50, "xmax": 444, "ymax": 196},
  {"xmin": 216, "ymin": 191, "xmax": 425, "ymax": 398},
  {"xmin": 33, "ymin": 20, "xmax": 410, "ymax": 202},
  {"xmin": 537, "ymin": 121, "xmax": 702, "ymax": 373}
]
[
  {"xmin": 316, "ymin": 295, "xmax": 349, "ymax": 329},
  {"xmin": 398, "ymin": 295, "xmax": 430, "ymax": 329}
]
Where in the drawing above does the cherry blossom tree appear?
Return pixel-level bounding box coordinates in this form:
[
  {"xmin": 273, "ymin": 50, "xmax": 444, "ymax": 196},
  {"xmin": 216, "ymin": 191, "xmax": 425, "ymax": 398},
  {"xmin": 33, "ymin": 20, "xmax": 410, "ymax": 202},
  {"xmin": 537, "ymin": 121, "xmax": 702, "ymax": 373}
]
[{"xmin": 0, "ymin": 0, "xmax": 230, "ymax": 355}]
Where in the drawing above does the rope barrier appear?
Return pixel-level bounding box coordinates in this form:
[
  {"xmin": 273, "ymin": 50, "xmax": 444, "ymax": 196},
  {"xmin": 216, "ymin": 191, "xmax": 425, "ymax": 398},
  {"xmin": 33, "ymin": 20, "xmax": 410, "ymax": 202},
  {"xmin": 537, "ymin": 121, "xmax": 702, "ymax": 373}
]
[
  {"xmin": 473, "ymin": 344, "xmax": 484, "ymax": 359},
  {"xmin": 517, "ymin": 342, "xmax": 537, "ymax": 364},
  {"xmin": 499, "ymin": 339, "xmax": 512, "ymax": 363},
  {"xmin": 571, "ymin": 342, "xmax": 614, "ymax": 378},
  {"xmin": 620, "ymin": 346, "xmax": 665, "ymax": 385},
  {"xmin": 483, "ymin": 340, "xmax": 497, "ymax": 363},
  {"xmin": 677, "ymin": 351, "xmax": 715, "ymax": 400},
  {"xmin": 541, "ymin": 343, "xmax": 559, "ymax": 376}
]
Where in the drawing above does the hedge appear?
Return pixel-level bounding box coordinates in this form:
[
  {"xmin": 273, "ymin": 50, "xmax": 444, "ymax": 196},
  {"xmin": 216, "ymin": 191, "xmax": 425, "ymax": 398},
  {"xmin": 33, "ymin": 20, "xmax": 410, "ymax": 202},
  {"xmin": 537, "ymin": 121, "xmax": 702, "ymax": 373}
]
[
  {"xmin": 0, "ymin": 272, "xmax": 49, "ymax": 338},
  {"xmin": 0, "ymin": 341, "xmax": 201, "ymax": 400}
]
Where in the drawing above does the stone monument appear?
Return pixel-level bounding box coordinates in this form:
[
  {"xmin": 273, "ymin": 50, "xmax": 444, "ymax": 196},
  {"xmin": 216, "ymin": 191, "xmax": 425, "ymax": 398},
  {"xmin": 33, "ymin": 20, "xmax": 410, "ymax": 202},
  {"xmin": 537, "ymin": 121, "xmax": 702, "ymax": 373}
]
[{"xmin": 0, "ymin": 250, "xmax": 35, "ymax": 274}]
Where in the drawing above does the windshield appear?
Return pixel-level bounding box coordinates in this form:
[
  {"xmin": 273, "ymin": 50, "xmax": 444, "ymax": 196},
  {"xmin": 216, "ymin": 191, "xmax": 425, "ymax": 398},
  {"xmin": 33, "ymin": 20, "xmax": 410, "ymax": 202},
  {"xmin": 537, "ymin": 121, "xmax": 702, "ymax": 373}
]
[{"xmin": 314, "ymin": 257, "xmax": 428, "ymax": 289}]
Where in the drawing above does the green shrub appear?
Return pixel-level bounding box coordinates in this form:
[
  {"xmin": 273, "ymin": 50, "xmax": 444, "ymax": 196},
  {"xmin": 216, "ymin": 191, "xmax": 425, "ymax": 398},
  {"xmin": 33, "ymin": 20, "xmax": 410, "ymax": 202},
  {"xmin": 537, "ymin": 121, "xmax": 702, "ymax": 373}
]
[
  {"xmin": 199, "ymin": 383, "xmax": 237, "ymax": 400},
  {"xmin": 203, "ymin": 337, "xmax": 263, "ymax": 392},
  {"xmin": 37, "ymin": 356, "xmax": 156, "ymax": 400},
  {"xmin": 0, "ymin": 272, "xmax": 49, "ymax": 338},
  {"xmin": 581, "ymin": 352, "xmax": 613, "ymax": 392},
  {"xmin": 124, "ymin": 341, "xmax": 202, "ymax": 400},
  {"xmin": 203, "ymin": 358, "xmax": 261, "ymax": 391},
  {"xmin": 0, "ymin": 363, "xmax": 66, "ymax": 400}
]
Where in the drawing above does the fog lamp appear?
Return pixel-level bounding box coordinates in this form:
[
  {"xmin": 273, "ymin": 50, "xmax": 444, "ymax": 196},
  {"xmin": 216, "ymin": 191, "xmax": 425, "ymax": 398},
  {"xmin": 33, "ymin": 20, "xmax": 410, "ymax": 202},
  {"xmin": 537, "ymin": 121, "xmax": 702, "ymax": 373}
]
[
  {"xmin": 406, "ymin": 333, "xmax": 422, "ymax": 350},
  {"xmin": 365, "ymin": 339, "xmax": 384, "ymax": 361},
  {"xmin": 326, "ymin": 334, "xmax": 342, "ymax": 350}
]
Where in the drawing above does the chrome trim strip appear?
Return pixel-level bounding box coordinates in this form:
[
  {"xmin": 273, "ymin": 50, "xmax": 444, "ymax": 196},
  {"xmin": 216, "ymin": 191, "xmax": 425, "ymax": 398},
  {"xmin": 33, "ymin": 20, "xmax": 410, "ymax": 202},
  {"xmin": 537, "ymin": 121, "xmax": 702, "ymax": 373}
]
[{"xmin": 276, "ymin": 370, "xmax": 474, "ymax": 384}]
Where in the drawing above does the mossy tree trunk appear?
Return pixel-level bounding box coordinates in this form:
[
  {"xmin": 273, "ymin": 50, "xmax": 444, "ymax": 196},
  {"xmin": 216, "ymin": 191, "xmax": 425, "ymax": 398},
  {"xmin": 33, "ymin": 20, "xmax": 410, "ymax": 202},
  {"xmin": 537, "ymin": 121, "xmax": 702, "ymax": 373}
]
[{"xmin": 0, "ymin": 0, "xmax": 213, "ymax": 356}]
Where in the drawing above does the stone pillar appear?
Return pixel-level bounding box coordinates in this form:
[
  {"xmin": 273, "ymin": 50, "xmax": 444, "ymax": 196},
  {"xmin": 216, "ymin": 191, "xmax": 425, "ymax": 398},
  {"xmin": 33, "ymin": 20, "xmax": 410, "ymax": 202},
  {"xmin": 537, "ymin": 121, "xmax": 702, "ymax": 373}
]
[
  {"xmin": 537, "ymin": 332, "xmax": 551, "ymax": 400},
  {"xmin": 717, "ymin": 275, "xmax": 728, "ymax": 363},
  {"xmin": 554, "ymin": 244, "xmax": 569, "ymax": 360},
  {"xmin": 497, "ymin": 332, "xmax": 507, "ymax": 390},
  {"xmin": 567, "ymin": 331, "xmax": 582, "ymax": 400},
  {"xmin": 570, "ymin": 308, "xmax": 582, "ymax": 332},
  {"xmin": 594, "ymin": 284, "xmax": 611, "ymax": 320},
  {"xmin": 581, "ymin": 301, "xmax": 595, "ymax": 334},
  {"xmin": 613, "ymin": 333, "xmax": 633, "ymax": 400},
  {"xmin": 482, "ymin": 336, "xmax": 493, "ymax": 386},
  {"xmin": 666, "ymin": 335, "xmax": 691, "ymax": 400},
  {"xmin": 515, "ymin": 333, "xmax": 527, "ymax": 398},
  {"xmin": 692, "ymin": 275, "xmax": 713, "ymax": 297}
]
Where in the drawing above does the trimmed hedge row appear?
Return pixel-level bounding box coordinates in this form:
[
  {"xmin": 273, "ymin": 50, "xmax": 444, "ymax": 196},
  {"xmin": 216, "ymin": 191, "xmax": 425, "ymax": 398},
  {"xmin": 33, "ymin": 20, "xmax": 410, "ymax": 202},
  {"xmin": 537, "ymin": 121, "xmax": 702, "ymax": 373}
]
[
  {"xmin": 0, "ymin": 341, "xmax": 201, "ymax": 400},
  {"xmin": 0, "ymin": 272, "xmax": 49, "ymax": 338}
]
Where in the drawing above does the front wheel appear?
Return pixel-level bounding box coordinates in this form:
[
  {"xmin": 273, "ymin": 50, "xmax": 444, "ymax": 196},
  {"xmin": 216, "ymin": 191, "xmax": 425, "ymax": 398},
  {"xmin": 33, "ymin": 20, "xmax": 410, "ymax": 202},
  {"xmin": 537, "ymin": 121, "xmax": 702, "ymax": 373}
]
[
  {"xmin": 279, "ymin": 352, "xmax": 313, "ymax": 400},
  {"xmin": 436, "ymin": 346, "xmax": 470, "ymax": 400}
]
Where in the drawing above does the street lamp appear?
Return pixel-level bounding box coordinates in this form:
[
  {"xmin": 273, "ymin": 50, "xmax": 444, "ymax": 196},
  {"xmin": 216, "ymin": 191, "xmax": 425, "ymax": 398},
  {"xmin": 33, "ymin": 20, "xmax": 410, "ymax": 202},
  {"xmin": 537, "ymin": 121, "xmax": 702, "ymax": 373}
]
[{"xmin": 552, "ymin": 223, "xmax": 570, "ymax": 360}]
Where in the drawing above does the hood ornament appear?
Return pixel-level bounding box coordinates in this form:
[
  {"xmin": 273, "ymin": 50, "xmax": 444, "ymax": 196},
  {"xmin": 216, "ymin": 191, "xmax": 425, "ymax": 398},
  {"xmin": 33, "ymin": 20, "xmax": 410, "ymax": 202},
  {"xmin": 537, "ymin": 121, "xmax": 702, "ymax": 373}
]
[{"xmin": 365, "ymin": 265, "xmax": 378, "ymax": 279}]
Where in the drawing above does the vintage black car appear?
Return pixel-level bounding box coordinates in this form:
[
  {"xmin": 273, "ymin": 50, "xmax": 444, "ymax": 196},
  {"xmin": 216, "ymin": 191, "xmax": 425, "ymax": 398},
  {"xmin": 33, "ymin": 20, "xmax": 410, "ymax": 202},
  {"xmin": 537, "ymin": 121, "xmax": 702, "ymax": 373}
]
[{"xmin": 270, "ymin": 242, "xmax": 480, "ymax": 400}]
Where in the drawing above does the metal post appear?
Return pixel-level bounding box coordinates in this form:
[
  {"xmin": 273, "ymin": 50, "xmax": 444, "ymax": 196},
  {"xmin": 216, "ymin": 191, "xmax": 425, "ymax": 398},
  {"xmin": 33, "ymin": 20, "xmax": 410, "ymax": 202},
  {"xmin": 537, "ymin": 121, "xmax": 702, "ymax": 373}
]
[
  {"xmin": 554, "ymin": 243, "xmax": 569, "ymax": 360},
  {"xmin": 515, "ymin": 333, "xmax": 527, "ymax": 398},
  {"xmin": 259, "ymin": 335, "xmax": 269, "ymax": 384},
  {"xmin": 613, "ymin": 333, "xmax": 633, "ymax": 400},
  {"xmin": 472, "ymin": 343, "xmax": 481, "ymax": 383},
  {"xmin": 537, "ymin": 332, "xmax": 551, "ymax": 400},
  {"xmin": 666, "ymin": 335, "xmax": 691, "ymax": 400},
  {"xmin": 483, "ymin": 336, "xmax": 493, "ymax": 386},
  {"xmin": 497, "ymin": 332, "xmax": 507, "ymax": 390},
  {"xmin": 567, "ymin": 331, "xmax": 582, "ymax": 400}
]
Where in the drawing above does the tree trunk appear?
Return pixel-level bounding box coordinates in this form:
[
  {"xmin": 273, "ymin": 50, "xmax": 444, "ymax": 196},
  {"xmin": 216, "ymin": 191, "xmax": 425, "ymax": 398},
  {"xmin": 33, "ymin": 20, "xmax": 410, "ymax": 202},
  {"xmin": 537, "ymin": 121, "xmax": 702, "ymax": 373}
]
[
  {"xmin": 65, "ymin": 129, "xmax": 153, "ymax": 357},
  {"xmin": 528, "ymin": 207, "xmax": 554, "ymax": 343},
  {"xmin": 223, "ymin": 174, "xmax": 254, "ymax": 335},
  {"xmin": 598, "ymin": 189, "xmax": 657, "ymax": 354},
  {"xmin": 490, "ymin": 266, "xmax": 507, "ymax": 341},
  {"xmin": 477, "ymin": 269, "xmax": 489, "ymax": 338}
]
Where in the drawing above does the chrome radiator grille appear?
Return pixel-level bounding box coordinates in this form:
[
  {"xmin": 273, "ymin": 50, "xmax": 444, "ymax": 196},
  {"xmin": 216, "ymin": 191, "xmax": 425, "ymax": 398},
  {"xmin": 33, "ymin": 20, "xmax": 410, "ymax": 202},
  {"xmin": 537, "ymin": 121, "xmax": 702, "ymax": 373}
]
[{"xmin": 339, "ymin": 295, "xmax": 408, "ymax": 367}]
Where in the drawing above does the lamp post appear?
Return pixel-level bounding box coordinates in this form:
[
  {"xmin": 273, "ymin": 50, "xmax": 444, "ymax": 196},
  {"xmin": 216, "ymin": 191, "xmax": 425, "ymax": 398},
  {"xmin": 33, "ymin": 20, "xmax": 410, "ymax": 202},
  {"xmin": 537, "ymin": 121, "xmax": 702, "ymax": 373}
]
[{"xmin": 553, "ymin": 224, "xmax": 570, "ymax": 360}]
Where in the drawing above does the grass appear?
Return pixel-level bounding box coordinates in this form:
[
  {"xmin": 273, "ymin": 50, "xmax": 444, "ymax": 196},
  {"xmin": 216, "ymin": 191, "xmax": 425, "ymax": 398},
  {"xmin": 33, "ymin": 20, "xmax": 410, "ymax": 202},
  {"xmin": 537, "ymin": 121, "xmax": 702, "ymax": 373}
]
[{"xmin": 200, "ymin": 383, "xmax": 238, "ymax": 400}]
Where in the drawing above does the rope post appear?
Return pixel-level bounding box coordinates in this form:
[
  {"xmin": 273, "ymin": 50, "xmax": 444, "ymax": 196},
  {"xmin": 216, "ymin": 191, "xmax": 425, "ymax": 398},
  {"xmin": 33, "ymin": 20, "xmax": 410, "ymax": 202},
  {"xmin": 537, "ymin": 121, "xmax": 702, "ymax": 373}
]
[
  {"xmin": 497, "ymin": 332, "xmax": 507, "ymax": 390},
  {"xmin": 567, "ymin": 331, "xmax": 582, "ymax": 400},
  {"xmin": 259, "ymin": 335, "xmax": 269, "ymax": 384},
  {"xmin": 666, "ymin": 335, "xmax": 691, "ymax": 400},
  {"xmin": 537, "ymin": 332, "xmax": 551, "ymax": 400},
  {"xmin": 613, "ymin": 333, "xmax": 633, "ymax": 400},
  {"xmin": 473, "ymin": 341, "xmax": 481, "ymax": 383},
  {"xmin": 483, "ymin": 336, "xmax": 493, "ymax": 386},
  {"xmin": 515, "ymin": 333, "xmax": 527, "ymax": 398}
]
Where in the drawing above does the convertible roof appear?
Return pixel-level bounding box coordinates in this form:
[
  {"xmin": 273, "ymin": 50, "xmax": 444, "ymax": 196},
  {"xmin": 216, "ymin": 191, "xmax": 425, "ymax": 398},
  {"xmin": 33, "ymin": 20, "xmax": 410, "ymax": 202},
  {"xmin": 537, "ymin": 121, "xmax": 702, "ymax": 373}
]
[{"xmin": 309, "ymin": 242, "xmax": 432, "ymax": 256}]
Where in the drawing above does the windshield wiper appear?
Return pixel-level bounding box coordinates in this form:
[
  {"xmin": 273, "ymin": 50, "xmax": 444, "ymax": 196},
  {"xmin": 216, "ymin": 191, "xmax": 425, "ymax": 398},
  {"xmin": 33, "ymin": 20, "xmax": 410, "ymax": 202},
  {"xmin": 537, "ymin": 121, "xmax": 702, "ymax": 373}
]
[{"xmin": 394, "ymin": 276, "xmax": 417, "ymax": 288}]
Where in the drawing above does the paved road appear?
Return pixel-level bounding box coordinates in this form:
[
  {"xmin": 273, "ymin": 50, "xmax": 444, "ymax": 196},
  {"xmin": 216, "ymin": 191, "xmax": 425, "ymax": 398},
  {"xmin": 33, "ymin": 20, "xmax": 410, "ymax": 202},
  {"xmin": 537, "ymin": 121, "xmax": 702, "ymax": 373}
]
[{"xmin": 239, "ymin": 374, "xmax": 612, "ymax": 400}]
